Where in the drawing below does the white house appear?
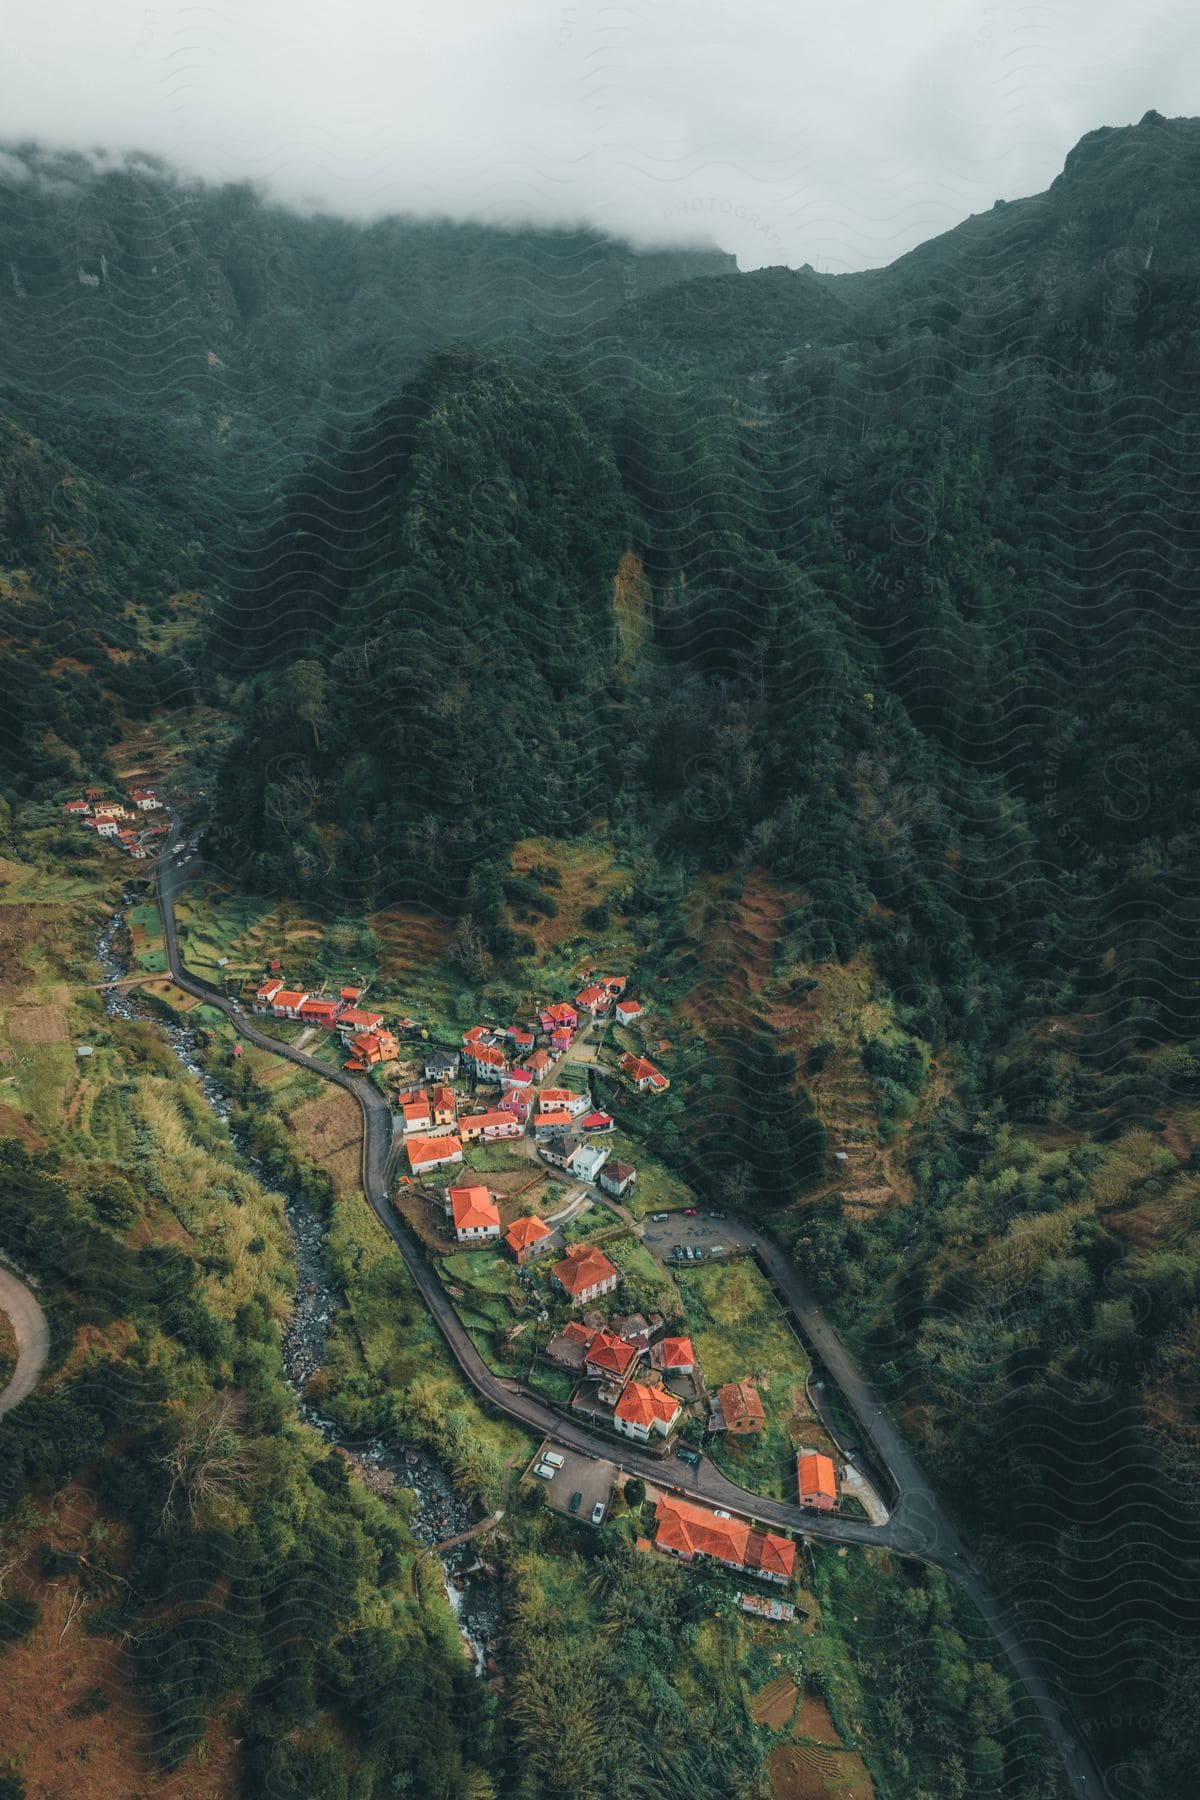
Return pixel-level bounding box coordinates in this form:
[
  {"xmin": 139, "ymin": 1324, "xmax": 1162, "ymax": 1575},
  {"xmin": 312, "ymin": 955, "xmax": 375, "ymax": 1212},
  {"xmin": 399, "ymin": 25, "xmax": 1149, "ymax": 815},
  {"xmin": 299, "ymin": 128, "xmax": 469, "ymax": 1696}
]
[
  {"xmin": 448, "ymin": 1184, "xmax": 501, "ymax": 1242},
  {"xmin": 613, "ymin": 1381, "xmax": 682, "ymax": 1441},
  {"xmin": 569, "ymin": 1142, "xmax": 610, "ymax": 1185}
]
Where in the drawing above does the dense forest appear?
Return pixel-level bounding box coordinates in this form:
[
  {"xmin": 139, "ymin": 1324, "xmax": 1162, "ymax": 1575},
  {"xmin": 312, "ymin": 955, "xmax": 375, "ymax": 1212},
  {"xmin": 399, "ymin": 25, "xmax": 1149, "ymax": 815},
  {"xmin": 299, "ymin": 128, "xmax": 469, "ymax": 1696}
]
[{"xmin": 3, "ymin": 109, "xmax": 1200, "ymax": 1794}]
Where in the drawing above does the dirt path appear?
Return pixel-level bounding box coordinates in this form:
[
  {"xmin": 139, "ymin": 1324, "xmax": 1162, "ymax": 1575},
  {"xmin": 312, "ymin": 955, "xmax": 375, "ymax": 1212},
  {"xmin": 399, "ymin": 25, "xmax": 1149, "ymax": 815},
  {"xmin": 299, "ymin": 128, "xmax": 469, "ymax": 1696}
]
[{"xmin": 0, "ymin": 1266, "xmax": 50, "ymax": 1417}]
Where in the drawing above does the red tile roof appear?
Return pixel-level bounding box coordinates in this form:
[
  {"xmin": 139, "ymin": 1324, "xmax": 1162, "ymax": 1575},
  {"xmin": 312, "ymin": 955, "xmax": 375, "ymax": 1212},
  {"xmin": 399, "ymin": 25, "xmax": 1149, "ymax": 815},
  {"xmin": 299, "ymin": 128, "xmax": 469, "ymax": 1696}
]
[
  {"xmin": 471, "ymin": 1043, "xmax": 507, "ymax": 1068},
  {"xmin": 407, "ymin": 1134, "xmax": 463, "ymax": 1171},
  {"xmin": 575, "ymin": 984, "xmax": 608, "ymax": 1010},
  {"xmin": 542, "ymin": 1003, "xmax": 577, "ymax": 1025},
  {"xmin": 460, "ymin": 1110, "xmax": 514, "ymax": 1132},
  {"xmin": 449, "ymin": 1184, "xmax": 500, "ymax": 1232},
  {"xmin": 584, "ymin": 1328, "xmax": 639, "ymax": 1379},
  {"xmin": 536, "ymin": 1110, "xmax": 575, "ymax": 1133},
  {"xmin": 619, "ymin": 1051, "xmax": 669, "ymax": 1088},
  {"xmin": 505, "ymin": 1214, "xmax": 552, "ymax": 1254},
  {"xmin": 272, "ymin": 989, "xmax": 308, "ymax": 1010},
  {"xmin": 430, "ymin": 1084, "xmax": 455, "ymax": 1113},
  {"xmin": 615, "ymin": 1381, "xmax": 680, "ymax": 1430},
  {"xmin": 653, "ymin": 1496, "xmax": 795, "ymax": 1579},
  {"xmin": 718, "ymin": 1381, "xmax": 765, "ymax": 1428},
  {"xmin": 582, "ymin": 1111, "xmax": 614, "ymax": 1130},
  {"xmin": 797, "ymin": 1452, "xmax": 838, "ymax": 1501},
  {"xmin": 656, "ymin": 1336, "xmax": 696, "ymax": 1369},
  {"xmin": 551, "ymin": 1243, "xmax": 618, "ymax": 1297},
  {"xmin": 403, "ymin": 1100, "xmax": 431, "ymax": 1124},
  {"xmin": 340, "ymin": 1008, "xmax": 383, "ymax": 1031}
]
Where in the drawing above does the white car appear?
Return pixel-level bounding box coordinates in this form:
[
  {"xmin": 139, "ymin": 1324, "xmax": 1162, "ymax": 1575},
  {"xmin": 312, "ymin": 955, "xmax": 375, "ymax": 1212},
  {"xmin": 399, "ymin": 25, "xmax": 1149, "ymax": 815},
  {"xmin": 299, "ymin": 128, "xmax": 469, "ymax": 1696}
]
[
  {"xmin": 542, "ymin": 1450, "xmax": 565, "ymax": 1469},
  {"xmin": 591, "ymin": 1500, "xmax": 605, "ymax": 1525},
  {"xmin": 534, "ymin": 1462, "xmax": 556, "ymax": 1481}
]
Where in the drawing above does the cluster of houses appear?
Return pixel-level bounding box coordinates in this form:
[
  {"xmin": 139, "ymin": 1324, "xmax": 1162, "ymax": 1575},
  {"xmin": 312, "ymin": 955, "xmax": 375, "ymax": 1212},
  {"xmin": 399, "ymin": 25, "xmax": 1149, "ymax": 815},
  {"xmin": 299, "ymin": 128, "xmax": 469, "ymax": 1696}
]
[
  {"xmin": 61, "ymin": 784, "xmax": 166, "ymax": 858},
  {"xmin": 252, "ymin": 975, "xmax": 404, "ymax": 1071},
  {"xmin": 643, "ymin": 1494, "xmax": 797, "ymax": 1584}
]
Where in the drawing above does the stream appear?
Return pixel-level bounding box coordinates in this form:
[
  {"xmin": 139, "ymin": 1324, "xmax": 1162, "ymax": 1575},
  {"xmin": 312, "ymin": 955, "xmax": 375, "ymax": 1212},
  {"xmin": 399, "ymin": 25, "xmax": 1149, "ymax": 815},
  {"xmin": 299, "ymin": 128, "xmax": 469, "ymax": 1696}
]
[{"xmin": 97, "ymin": 902, "xmax": 503, "ymax": 1677}]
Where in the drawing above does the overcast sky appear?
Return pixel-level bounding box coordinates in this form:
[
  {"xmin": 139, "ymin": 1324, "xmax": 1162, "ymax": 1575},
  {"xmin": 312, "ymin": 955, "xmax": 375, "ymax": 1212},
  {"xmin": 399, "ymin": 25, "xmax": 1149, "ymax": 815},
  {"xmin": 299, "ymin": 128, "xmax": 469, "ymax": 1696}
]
[{"xmin": 2, "ymin": 0, "xmax": 1198, "ymax": 270}]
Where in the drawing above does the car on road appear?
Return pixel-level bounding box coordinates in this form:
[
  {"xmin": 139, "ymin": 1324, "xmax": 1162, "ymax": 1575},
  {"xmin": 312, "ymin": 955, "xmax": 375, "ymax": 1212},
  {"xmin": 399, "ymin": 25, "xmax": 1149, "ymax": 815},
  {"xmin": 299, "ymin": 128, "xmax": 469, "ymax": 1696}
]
[
  {"xmin": 591, "ymin": 1500, "xmax": 605, "ymax": 1525},
  {"xmin": 713, "ymin": 1508, "xmax": 731, "ymax": 1519},
  {"xmin": 676, "ymin": 1446, "xmax": 701, "ymax": 1467},
  {"xmin": 709, "ymin": 1210, "xmax": 725, "ymax": 1218},
  {"xmin": 568, "ymin": 1490, "xmax": 582, "ymax": 1514},
  {"xmin": 684, "ymin": 1207, "xmax": 698, "ymax": 1216}
]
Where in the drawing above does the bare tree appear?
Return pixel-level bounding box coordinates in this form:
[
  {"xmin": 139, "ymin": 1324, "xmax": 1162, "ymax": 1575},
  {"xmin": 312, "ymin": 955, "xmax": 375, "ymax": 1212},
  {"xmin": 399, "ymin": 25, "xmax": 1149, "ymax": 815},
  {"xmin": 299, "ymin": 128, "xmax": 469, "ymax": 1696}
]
[{"xmin": 158, "ymin": 1393, "xmax": 261, "ymax": 1525}]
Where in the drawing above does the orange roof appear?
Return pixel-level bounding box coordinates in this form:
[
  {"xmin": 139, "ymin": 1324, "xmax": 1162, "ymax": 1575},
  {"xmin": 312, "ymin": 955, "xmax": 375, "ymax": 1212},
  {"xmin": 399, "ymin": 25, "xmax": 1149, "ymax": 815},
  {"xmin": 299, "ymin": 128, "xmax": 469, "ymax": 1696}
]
[
  {"xmin": 619, "ymin": 1051, "xmax": 668, "ymax": 1086},
  {"xmin": 505, "ymin": 1215, "xmax": 551, "ymax": 1253},
  {"xmin": 657, "ymin": 1336, "xmax": 696, "ymax": 1368},
  {"xmin": 301, "ymin": 998, "xmax": 340, "ymax": 1017},
  {"xmin": 798, "ymin": 1452, "xmax": 838, "ymax": 1500},
  {"xmin": 539, "ymin": 1087, "xmax": 573, "ymax": 1105},
  {"xmin": 575, "ymin": 984, "xmax": 607, "ymax": 1009},
  {"xmin": 462, "ymin": 1025, "xmax": 488, "ymax": 1043},
  {"xmin": 449, "ymin": 1184, "xmax": 500, "ymax": 1232},
  {"xmin": 460, "ymin": 1110, "xmax": 513, "ymax": 1132},
  {"xmin": 536, "ymin": 1110, "xmax": 575, "ymax": 1132},
  {"xmin": 585, "ymin": 1328, "xmax": 639, "ymax": 1379},
  {"xmin": 407, "ymin": 1134, "xmax": 463, "ymax": 1170},
  {"xmin": 653, "ymin": 1495, "xmax": 795, "ymax": 1579},
  {"xmin": 615, "ymin": 1381, "xmax": 680, "ymax": 1429},
  {"xmin": 344, "ymin": 1058, "xmax": 367, "ymax": 1072},
  {"xmin": 430, "ymin": 1084, "xmax": 456, "ymax": 1112},
  {"xmin": 543, "ymin": 1002, "xmax": 577, "ymax": 1023},
  {"xmin": 470, "ymin": 1043, "xmax": 507, "ymax": 1067},
  {"xmin": 340, "ymin": 1008, "xmax": 383, "ymax": 1031},
  {"xmin": 526, "ymin": 1049, "xmax": 552, "ymax": 1071},
  {"xmin": 403, "ymin": 1100, "xmax": 431, "ymax": 1123},
  {"xmin": 552, "ymin": 1243, "xmax": 618, "ymax": 1296},
  {"xmin": 562, "ymin": 1320, "xmax": 592, "ymax": 1344},
  {"xmin": 718, "ymin": 1381, "xmax": 765, "ymax": 1427},
  {"xmin": 340, "ymin": 986, "xmax": 363, "ymax": 1000}
]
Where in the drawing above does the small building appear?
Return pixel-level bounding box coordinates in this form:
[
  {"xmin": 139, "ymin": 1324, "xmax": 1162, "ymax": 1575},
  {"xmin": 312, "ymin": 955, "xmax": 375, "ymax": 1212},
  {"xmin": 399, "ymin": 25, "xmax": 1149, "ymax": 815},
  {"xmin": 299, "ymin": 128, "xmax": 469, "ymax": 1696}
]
[
  {"xmin": 340, "ymin": 985, "xmax": 365, "ymax": 1003},
  {"xmin": 539, "ymin": 1002, "xmax": 578, "ymax": 1035},
  {"xmin": 272, "ymin": 989, "xmax": 310, "ymax": 1019},
  {"xmin": 737, "ymin": 1593, "xmax": 797, "ymax": 1623},
  {"xmin": 615, "ymin": 1312, "xmax": 661, "ymax": 1351},
  {"xmin": 619, "ymin": 1052, "xmax": 669, "ymax": 1093},
  {"xmin": 349, "ymin": 1029, "xmax": 399, "ymax": 1067},
  {"xmin": 498, "ymin": 1087, "xmax": 532, "ymax": 1123},
  {"xmin": 425, "ymin": 1050, "xmax": 460, "ymax": 1082},
  {"xmin": 525, "ymin": 1049, "xmax": 553, "ymax": 1082},
  {"xmin": 338, "ymin": 1008, "xmax": 385, "ymax": 1039},
  {"xmin": 129, "ymin": 788, "xmax": 159, "ymax": 810},
  {"xmin": 581, "ymin": 1110, "xmax": 614, "ymax": 1134},
  {"xmin": 797, "ymin": 1451, "xmax": 839, "ymax": 1513},
  {"xmin": 506, "ymin": 1024, "xmax": 535, "ymax": 1051},
  {"xmin": 615, "ymin": 999, "xmax": 644, "ymax": 1027},
  {"xmin": 299, "ymin": 997, "xmax": 341, "ymax": 1026},
  {"xmin": 538, "ymin": 1087, "xmax": 590, "ymax": 1117},
  {"xmin": 540, "ymin": 1130, "xmax": 583, "ymax": 1170},
  {"xmin": 505, "ymin": 1215, "xmax": 553, "ymax": 1263},
  {"xmin": 599, "ymin": 1159, "xmax": 636, "ymax": 1199},
  {"xmin": 714, "ymin": 1381, "xmax": 766, "ymax": 1435},
  {"xmin": 255, "ymin": 977, "xmax": 284, "ymax": 1004},
  {"xmin": 551, "ymin": 1243, "xmax": 620, "ymax": 1307},
  {"xmin": 448, "ymin": 1183, "xmax": 501, "ymax": 1242},
  {"xmin": 652, "ymin": 1496, "xmax": 795, "ymax": 1584},
  {"xmin": 575, "ymin": 983, "xmax": 610, "ymax": 1016},
  {"xmin": 501, "ymin": 1065, "xmax": 534, "ymax": 1092},
  {"xmin": 464, "ymin": 1041, "xmax": 507, "ymax": 1080},
  {"xmin": 545, "ymin": 1319, "xmax": 593, "ymax": 1369},
  {"xmin": 95, "ymin": 819, "xmax": 120, "ymax": 838},
  {"xmin": 550, "ymin": 1027, "xmax": 574, "ymax": 1055},
  {"xmin": 651, "ymin": 1336, "xmax": 697, "ymax": 1376},
  {"xmin": 613, "ymin": 1381, "xmax": 682, "ymax": 1442},
  {"xmin": 406, "ymin": 1135, "xmax": 464, "ymax": 1177},
  {"xmin": 458, "ymin": 1109, "xmax": 521, "ymax": 1143},
  {"xmin": 85, "ymin": 786, "xmax": 106, "ymax": 801},
  {"xmin": 534, "ymin": 1110, "xmax": 576, "ymax": 1139},
  {"xmin": 569, "ymin": 1142, "xmax": 609, "ymax": 1185},
  {"xmin": 583, "ymin": 1327, "xmax": 640, "ymax": 1387},
  {"xmin": 63, "ymin": 799, "xmax": 90, "ymax": 814},
  {"xmin": 430, "ymin": 1084, "xmax": 456, "ymax": 1128},
  {"xmin": 402, "ymin": 1096, "xmax": 433, "ymax": 1134},
  {"xmin": 75, "ymin": 1045, "xmax": 94, "ymax": 1058}
]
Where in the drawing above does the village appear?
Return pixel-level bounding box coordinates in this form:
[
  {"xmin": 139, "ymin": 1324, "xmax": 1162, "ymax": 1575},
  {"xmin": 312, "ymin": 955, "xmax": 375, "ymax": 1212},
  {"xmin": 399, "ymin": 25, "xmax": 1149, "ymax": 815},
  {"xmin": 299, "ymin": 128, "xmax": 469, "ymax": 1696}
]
[{"xmin": 60, "ymin": 783, "xmax": 169, "ymax": 857}]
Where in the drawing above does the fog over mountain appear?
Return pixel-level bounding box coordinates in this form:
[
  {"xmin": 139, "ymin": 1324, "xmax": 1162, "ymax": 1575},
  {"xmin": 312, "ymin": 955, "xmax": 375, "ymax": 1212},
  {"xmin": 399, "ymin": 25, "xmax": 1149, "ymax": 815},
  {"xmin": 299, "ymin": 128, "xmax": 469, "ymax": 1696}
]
[{"xmin": 3, "ymin": 0, "xmax": 1199, "ymax": 268}]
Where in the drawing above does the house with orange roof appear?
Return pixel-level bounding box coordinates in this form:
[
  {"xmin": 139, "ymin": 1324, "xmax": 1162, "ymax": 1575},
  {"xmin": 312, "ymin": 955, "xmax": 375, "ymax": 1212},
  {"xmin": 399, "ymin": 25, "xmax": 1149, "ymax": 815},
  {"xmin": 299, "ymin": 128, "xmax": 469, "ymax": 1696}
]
[
  {"xmin": 498, "ymin": 1087, "xmax": 532, "ymax": 1124},
  {"xmin": 615, "ymin": 998, "xmax": 644, "ymax": 1027},
  {"xmin": 506, "ymin": 1024, "xmax": 535, "ymax": 1050},
  {"xmin": 402, "ymin": 1095, "xmax": 433, "ymax": 1133},
  {"xmin": 92, "ymin": 801, "xmax": 129, "ymax": 820},
  {"xmin": 447, "ymin": 1183, "xmax": 501, "ymax": 1242},
  {"xmin": 501, "ymin": 1065, "xmax": 533, "ymax": 1092},
  {"xmin": 299, "ymin": 996, "xmax": 341, "ymax": 1026},
  {"xmin": 614, "ymin": 1380, "xmax": 682, "ymax": 1442},
  {"xmin": 652, "ymin": 1495, "xmax": 795, "ymax": 1583},
  {"xmin": 350, "ymin": 1029, "xmax": 399, "ymax": 1067},
  {"xmin": 583, "ymin": 1328, "xmax": 640, "ymax": 1387},
  {"xmin": 340, "ymin": 985, "xmax": 365, "ymax": 1003},
  {"xmin": 272, "ymin": 989, "xmax": 310, "ymax": 1019},
  {"xmin": 604, "ymin": 976, "xmax": 627, "ymax": 997},
  {"xmin": 619, "ymin": 1051, "xmax": 669, "ymax": 1093},
  {"xmin": 650, "ymin": 1336, "xmax": 697, "ymax": 1376},
  {"xmin": 338, "ymin": 1008, "xmax": 385, "ymax": 1038},
  {"xmin": 63, "ymin": 798, "xmax": 90, "ymax": 814},
  {"xmin": 505, "ymin": 1214, "xmax": 554, "ymax": 1263},
  {"xmin": 534, "ymin": 1109, "xmax": 576, "ymax": 1139},
  {"xmin": 458, "ymin": 1109, "xmax": 521, "ymax": 1143},
  {"xmin": 525, "ymin": 1049, "xmax": 553, "ymax": 1081},
  {"xmin": 797, "ymin": 1451, "xmax": 839, "ymax": 1513},
  {"xmin": 129, "ymin": 787, "xmax": 160, "ymax": 810},
  {"xmin": 714, "ymin": 1380, "xmax": 766, "ymax": 1435},
  {"xmin": 538, "ymin": 1087, "xmax": 589, "ymax": 1115},
  {"xmin": 551, "ymin": 1243, "xmax": 620, "ymax": 1306},
  {"xmin": 574, "ymin": 983, "xmax": 610, "ymax": 1016},
  {"xmin": 546, "ymin": 1318, "xmax": 594, "ymax": 1368},
  {"xmin": 95, "ymin": 818, "xmax": 120, "ymax": 838},
  {"xmin": 539, "ymin": 1002, "xmax": 578, "ymax": 1034},
  {"xmin": 430, "ymin": 1084, "xmax": 456, "ymax": 1127},
  {"xmin": 255, "ymin": 977, "xmax": 284, "ymax": 1005},
  {"xmin": 464, "ymin": 1041, "xmax": 507, "ymax": 1080},
  {"xmin": 407, "ymin": 1135, "xmax": 464, "ymax": 1177}
]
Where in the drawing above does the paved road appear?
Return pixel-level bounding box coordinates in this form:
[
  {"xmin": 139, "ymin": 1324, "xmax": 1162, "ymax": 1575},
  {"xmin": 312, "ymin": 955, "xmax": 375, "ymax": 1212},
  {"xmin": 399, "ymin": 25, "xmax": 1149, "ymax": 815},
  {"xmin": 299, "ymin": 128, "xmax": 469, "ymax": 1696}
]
[
  {"xmin": 0, "ymin": 1266, "xmax": 50, "ymax": 1418},
  {"xmin": 153, "ymin": 816, "xmax": 1104, "ymax": 1797}
]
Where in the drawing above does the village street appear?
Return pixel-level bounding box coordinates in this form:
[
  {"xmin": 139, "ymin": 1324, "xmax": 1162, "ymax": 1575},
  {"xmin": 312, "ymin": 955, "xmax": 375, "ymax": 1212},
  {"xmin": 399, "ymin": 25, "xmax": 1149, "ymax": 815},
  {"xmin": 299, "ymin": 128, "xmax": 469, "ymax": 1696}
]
[{"xmin": 149, "ymin": 809, "xmax": 1103, "ymax": 1798}]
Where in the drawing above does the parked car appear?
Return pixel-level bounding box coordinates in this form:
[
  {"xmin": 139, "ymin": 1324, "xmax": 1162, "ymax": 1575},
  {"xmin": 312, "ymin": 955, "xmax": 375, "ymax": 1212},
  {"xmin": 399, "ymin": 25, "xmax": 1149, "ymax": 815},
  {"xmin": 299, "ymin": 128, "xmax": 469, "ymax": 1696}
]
[
  {"xmin": 672, "ymin": 1244, "xmax": 683, "ymax": 1260},
  {"xmin": 709, "ymin": 1210, "xmax": 725, "ymax": 1218},
  {"xmin": 534, "ymin": 1462, "xmax": 556, "ymax": 1480},
  {"xmin": 676, "ymin": 1446, "xmax": 701, "ymax": 1467},
  {"xmin": 684, "ymin": 1207, "xmax": 698, "ymax": 1216},
  {"xmin": 714, "ymin": 1508, "xmax": 731, "ymax": 1519},
  {"xmin": 568, "ymin": 1490, "xmax": 582, "ymax": 1514},
  {"xmin": 591, "ymin": 1500, "xmax": 606, "ymax": 1525},
  {"xmin": 710, "ymin": 1245, "xmax": 726, "ymax": 1258},
  {"xmin": 651, "ymin": 1212, "xmax": 668, "ymax": 1222},
  {"xmin": 693, "ymin": 1247, "xmax": 705, "ymax": 1262},
  {"xmin": 543, "ymin": 1450, "xmax": 565, "ymax": 1468}
]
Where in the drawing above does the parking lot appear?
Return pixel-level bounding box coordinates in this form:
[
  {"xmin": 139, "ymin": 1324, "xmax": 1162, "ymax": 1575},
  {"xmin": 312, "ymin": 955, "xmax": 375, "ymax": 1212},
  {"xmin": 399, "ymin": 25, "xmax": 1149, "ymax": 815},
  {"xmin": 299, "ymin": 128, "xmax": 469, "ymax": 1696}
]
[
  {"xmin": 531, "ymin": 1444, "xmax": 620, "ymax": 1525},
  {"xmin": 641, "ymin": 1211, "xmax": 758, "ymax": 1265}
]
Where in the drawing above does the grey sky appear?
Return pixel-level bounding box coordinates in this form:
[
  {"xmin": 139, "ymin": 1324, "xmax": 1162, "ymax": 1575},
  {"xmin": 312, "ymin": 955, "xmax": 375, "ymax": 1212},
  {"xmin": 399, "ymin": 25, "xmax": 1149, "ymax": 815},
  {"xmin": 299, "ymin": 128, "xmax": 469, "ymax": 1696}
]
[{"xmin": 2, "ymin": 0, "xmax": 1197, "ymax": 270}]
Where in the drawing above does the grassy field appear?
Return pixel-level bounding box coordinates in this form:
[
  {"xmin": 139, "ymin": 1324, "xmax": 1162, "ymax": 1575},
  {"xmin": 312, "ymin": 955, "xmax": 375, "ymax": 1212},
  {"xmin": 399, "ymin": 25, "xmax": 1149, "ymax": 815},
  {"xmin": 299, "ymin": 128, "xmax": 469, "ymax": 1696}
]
[{"xmin": 677, "ymin": 1259, "xmax": 834, "ymax": 1500}]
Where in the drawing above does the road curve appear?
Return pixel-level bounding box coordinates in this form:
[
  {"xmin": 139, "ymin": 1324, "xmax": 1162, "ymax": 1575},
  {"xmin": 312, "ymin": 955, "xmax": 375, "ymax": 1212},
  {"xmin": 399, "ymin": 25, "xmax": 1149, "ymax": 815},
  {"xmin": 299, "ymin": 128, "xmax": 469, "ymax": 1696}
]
[
  {"xmin": 151, "ymin": 819, "xmax": 1104, "ymax": 1796},
  {"xmin": 0, "ymin": 1266, "xmax": 50, "ymax": 1419}
]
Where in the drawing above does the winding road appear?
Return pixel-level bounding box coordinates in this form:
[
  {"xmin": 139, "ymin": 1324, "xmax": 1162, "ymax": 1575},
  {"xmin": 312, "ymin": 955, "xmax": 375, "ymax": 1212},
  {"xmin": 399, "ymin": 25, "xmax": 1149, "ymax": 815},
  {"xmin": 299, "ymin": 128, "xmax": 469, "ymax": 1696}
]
[
  {"xmin": 151, "ymin": 816, "xmax": 1104, "ymax": 1796},
  {"xmin": 0, "ymin": 1266, "xmax": 50, "ymax": 1419}
]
